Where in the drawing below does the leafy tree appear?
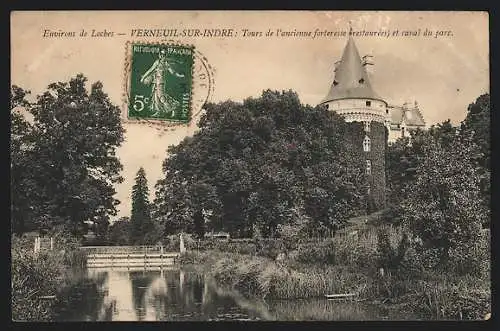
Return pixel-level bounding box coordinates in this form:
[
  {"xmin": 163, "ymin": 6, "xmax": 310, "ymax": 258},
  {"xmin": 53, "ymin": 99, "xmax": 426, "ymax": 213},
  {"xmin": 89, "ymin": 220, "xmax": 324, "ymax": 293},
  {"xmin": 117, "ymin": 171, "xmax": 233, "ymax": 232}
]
[
  {"xmin": 460, "ymin": 94, "xmax": 490, "ymax": 224},
  {"xmin": 386, "ymin": 120, "xmax": 458, "ymax": 206},
  {"xmin": 108, "ymin": 217, "xmax": 131, "ymax": 245},
  {"xmin": 387, "ymin": 95, "xmax": 490, "ymax": 231},
  {"xmin": 461, "ymin": 94, "xmax": 490, "ymax": 169},
  {"xmin": 10, "ymin": 75, "xmax": 124, "ymax": 235},
  {"xmin": 11, "ymin": 86, "xmax": 37, "ymax": 234},
  {"xmin": 385, "ymin": 129, "xmax": 432, "ymax": 205},
  {"xmin": 154, "ymin": 90, "xmax": 367, "ymax": 238},
  {"xmin": 401, "ymin": 133, "xmax": 487, "ymax": 268},
  {"xmin": 130, "ymin": 167, "xmax": 154, "ymax": 244}
]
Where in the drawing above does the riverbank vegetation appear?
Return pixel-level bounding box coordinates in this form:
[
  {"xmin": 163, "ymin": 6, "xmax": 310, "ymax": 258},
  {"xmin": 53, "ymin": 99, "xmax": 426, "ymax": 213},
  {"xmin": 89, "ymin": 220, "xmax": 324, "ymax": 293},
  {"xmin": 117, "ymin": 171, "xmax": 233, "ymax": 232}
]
[
  {"xmin": 11, "ymin": 232, "xmax": 87, "ymax": 321},
  {"xmin": 179, "ymin": 225, "xmax": 489, "ymax": 319}
]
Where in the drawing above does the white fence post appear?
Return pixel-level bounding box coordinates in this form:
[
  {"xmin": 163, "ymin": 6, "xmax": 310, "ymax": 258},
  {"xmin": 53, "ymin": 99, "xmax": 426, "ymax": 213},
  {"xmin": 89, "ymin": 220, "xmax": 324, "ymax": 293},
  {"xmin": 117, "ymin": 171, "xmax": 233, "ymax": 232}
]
[
  {"xmin": 180, "ymin": 233, "xmax": 186, "ymax": 254},
  {"xmin": 160, "ymin": 245, "xmax": 164, "ymax": 265},
  {"xmin": 34, "ymin": 237, "xmax": 41, "ymax": 255},
  {"xmin": 50, "ymin": 237, "xmax": 54, "ymax": 251}
]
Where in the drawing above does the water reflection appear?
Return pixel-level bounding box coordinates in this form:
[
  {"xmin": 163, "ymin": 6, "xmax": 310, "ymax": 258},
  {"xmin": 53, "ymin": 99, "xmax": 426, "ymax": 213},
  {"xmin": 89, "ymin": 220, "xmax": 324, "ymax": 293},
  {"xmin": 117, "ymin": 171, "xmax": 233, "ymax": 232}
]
[{"xmin": 53, "ymin": 267, "xmax": 415, "ymax": 321}]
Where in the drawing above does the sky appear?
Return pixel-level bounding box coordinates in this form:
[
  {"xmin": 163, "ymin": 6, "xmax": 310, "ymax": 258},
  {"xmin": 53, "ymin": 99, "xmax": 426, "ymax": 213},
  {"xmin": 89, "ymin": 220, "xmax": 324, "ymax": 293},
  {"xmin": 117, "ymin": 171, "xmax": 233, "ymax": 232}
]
[{"xmin": 11, "ymin": 11, "xmax": 489, "ymax": 220}]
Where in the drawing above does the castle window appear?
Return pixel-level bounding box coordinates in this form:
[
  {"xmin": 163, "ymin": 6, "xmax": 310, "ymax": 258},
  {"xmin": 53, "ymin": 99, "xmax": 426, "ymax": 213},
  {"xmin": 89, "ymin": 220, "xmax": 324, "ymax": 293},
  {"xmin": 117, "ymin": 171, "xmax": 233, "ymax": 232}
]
[
  {"xmin": 366, "ymin": 160, "xmax": 372, "ymax": 175},
  {"xmin": 366, "ymin": 100, "xmax": 371, "ymax": 107},
  {"xmin": 401, "ymin": 127, "xmax": 405, "ymax": 137},
  {"xmin": 363, "ymin": 135, "xmax": 371, "ymax": 152},
  {"xmin": 359, "ymin": 78, "xmax": 365, "ymax": 84},
  {"xmin": 333, "ymin": 80, "xmax": 339, "ymax": 86},
  {"xmin": 325, "ymin": 104, "xmax": 329, "ymax": 110},
  {"xmin": 364, "ymin": 121, "xmax": 371, "ymax": 132}
]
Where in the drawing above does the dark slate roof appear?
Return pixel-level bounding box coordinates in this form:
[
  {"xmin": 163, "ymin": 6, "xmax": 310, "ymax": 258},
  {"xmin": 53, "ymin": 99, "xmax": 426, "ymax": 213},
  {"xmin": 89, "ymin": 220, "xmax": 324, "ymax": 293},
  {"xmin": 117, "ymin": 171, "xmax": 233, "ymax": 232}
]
[
  {"xmin": 388, "ymin": 104, "xmax": 426, "ymax": 126},
  {"xmin": 321, "ymin": 37, "xmax": 383, "ymax": 103}
]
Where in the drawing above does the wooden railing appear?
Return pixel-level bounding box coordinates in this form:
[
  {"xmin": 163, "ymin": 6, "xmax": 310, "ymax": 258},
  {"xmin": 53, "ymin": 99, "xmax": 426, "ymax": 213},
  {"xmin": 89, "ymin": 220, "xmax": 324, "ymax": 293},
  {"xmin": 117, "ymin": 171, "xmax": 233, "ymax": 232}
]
[
  {"xmin": 33, "ymin": 236, "xmax": 55, "ymax": 254},
  {"xmin": 79, "ymin": 245, "xmax": 164, "ymax": 255}
]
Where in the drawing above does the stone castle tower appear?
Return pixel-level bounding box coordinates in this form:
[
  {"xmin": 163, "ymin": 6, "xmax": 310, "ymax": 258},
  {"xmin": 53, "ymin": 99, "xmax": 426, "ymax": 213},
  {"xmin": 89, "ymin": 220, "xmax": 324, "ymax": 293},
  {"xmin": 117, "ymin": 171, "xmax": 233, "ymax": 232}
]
[{"xmin": 318, "ymin": 35, "xmax": 387, "ymax": 211}]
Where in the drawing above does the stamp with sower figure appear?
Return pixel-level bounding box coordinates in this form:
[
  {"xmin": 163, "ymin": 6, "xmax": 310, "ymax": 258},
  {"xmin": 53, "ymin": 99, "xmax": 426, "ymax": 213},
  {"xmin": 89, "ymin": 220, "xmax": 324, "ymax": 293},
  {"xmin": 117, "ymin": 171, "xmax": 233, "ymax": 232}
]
[{"xmin": 127, "ymin": 43, "xmax": 194, "ymax": 123}]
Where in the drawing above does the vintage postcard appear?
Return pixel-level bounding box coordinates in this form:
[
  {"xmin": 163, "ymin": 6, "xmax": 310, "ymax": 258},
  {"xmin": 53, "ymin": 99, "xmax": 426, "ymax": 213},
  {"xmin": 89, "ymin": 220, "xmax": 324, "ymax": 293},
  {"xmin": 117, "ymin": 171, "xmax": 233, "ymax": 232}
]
[{"xmin": 10, "ymin": 11, "xmax": 490, "ymax": 322}]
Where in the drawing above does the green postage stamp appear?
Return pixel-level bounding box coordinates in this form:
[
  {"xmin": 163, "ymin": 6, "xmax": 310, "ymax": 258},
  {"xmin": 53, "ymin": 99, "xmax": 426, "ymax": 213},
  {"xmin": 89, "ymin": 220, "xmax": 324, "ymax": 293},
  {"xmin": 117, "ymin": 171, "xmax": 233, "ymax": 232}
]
[{"xmin": 127, "ymin": 43, "xmax": 194, "ymax": 123}]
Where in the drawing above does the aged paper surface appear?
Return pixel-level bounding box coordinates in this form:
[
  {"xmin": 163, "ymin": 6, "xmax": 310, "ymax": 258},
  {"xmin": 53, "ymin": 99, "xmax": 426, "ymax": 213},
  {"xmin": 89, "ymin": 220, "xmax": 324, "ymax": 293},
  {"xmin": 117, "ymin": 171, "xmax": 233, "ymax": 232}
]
[{"xmin": 11, "ymin": 11, "xmax": 490, "ymax": 321}]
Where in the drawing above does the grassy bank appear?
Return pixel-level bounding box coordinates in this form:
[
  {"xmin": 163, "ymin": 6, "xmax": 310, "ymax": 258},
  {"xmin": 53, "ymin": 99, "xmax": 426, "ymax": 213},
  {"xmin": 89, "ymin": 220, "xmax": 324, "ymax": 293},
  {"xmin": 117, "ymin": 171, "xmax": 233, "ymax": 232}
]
[
  {"xmin": 11, "ymin": 233, "xmax": 87, "ymax": 321},
  {"xmin": 179, "ymin": 225, "xmax": 490, "ymax": 320}
]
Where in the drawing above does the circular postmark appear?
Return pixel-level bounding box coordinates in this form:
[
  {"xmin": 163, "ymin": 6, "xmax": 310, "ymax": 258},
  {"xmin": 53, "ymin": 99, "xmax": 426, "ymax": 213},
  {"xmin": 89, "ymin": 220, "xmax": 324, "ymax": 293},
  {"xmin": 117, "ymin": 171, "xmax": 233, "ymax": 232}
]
[
  {"xmin": 190, "ymin": 47, "xmax": 216, "ymax": 125},
  {"xmin": 122, "ymin": 40, "xmax": 215, "ymax": 132}
]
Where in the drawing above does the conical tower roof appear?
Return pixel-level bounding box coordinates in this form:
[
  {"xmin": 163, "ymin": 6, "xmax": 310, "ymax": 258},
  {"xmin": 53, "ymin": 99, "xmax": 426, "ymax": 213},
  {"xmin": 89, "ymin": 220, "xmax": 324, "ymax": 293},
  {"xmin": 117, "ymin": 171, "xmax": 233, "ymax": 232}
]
[{"xmin": 321, "ymin": 36, "xmax": 383, "ymax": 103}]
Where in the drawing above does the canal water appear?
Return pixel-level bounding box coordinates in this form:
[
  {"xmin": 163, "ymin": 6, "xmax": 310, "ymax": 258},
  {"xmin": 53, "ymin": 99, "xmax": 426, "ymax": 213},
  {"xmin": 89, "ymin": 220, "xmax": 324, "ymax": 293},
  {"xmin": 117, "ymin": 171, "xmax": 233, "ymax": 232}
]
[{"xmin": 52, "ymin": 267, "xmax": 416, "ymax": 321}]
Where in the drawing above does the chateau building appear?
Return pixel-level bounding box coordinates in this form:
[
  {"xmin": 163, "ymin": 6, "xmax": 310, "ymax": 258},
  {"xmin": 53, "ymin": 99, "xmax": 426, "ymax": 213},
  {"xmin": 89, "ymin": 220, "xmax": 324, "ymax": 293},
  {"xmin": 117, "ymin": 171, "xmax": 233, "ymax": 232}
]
[
  {"xmin": 386, "ymin": 102, "xmax": 426, "ymax": 144},
  {"xmin": 318, "ymin": 35, "xmax": 425, "ymax": 210}
]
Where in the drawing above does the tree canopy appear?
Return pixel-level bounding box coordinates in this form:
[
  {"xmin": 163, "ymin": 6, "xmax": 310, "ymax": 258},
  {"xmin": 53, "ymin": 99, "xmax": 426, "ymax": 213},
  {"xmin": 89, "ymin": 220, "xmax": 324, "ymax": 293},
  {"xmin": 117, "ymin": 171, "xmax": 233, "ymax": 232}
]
[
  {"xmin": 10, "ymin": 74, "xmax": 124, "ymax": 236},
  {"xmin": 401, "ymin": 132, "xmax": 487, "ymax": 265},
  {"xmin": 386, "ymin": 94, "xmax": 490, "ymax": 268},
  {"xmin": 154, "ymin": 90, "xmax": 368, "ymax": 238},
  {"xmin": 387, "ymin": 94, "xmax": 490, "ymax": 204}
]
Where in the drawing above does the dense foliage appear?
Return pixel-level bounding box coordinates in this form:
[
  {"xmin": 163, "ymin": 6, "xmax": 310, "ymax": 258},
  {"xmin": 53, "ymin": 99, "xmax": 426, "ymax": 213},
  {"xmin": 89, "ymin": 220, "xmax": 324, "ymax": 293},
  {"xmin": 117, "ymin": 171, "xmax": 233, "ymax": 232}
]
[
  {"xmin": 460, "ymin": 94, "xmax": 491, "ymax": 217},
  {"xmin": 385, "ymin": 94, "xmax": 490, "ymax": 269},
  {"xmin": 107, "ymin": 217, "xmax": 131, "ymax": 245},
  {"xmin": 154, "ymin": 90, "xmax": 368, "ymax": 238},
  {"xmin": 400, "ymin": 132, "xmax": 488, "ymax": 268},
  {"xmin": 11, "ymin": 232, "xmax": 87, "ymax": 321},
  {"xmin": 10, "ymin": 75, "xmax": 124, "ymax": 236},
  {"xmin": 387, "ymin": 94, "xmax": 489, "ymax": 209}
]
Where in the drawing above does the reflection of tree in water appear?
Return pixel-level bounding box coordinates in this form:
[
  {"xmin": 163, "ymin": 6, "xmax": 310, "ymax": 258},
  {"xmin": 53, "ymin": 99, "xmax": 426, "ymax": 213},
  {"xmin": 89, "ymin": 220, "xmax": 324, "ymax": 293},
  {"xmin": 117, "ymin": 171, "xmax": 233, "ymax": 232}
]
[
  {"xmin": 130, "ymin": 271, "xmax": 155, "ymax": 321},
  {"xmin": 193, "ymin": 274, "xmax": 204, "ymax": 303},
  {"xmin": 134, "ymin": 269, "xmax": 196, "ymax": 321},
  {"xmin": 142, "ymin": 269, "xmax": 216, "ymax": 321},
  {"xmin": 52, "ymin": 271, "xmax": 110, "ymax": 321},
  {"xmin": 155, "ymin": 269, "xmax": 195, "ymax": 320},
  {"xmin": 145, "ymin": 270, "xmax": 170, "ymax": 320},
  {"xmin": 150, "ymin": 293, "xmax": 168, "ymax": 320}
]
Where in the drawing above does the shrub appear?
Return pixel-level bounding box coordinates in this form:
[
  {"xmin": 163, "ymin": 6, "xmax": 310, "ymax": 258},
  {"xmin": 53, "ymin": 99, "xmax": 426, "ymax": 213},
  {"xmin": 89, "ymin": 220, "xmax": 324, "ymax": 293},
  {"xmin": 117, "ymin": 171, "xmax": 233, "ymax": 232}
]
[
  {"xmin": 211, "ymin": 258, "xmax": 240, "ymax": 284},
  {"xmin": 402, "ymin": 277, "xmax": 490, "ymax": 319},
  {"xmin": 257, "ymin": 239, "xmax": 285, "ymax": 260},
  {"xmin": 292, "ymin": 229, "xmax": 380, "ymax": 269},
  {"xmin": 11, "ymin": 240, "xmax": 64, "ymax": 321},
  {"xmin": 161, "ymin": 233, "xmax": 197, "ymax": 251},
  {"xmin": 375, "ymin": 226, "xmax": 409, "ymax": 271},
  {"xmin": 233, "ymin": 260, "xmax": 266, "ymax": 295},
  {"xmin": 379, "ymin": 205, "xmax": 404, "ymax": 226},
  {"xmin": 220, "ymin": 241, "xmax": 256, "ymax": 255},
  {"xmin": 11, "ymin": 233, "xmax": 89, "ymax": 321},
  {"xmin": 294, "ymin": 239, "xmax": 336, "ymax": 265},
  {"xmin": 276, "ymin": 216, "xmax": 309, "ymax": 251},
  {"xmin": 177, "ymin": 251, "xmax": 202, "ymax": 265},
  {"xmin": 447, "ymin": 231, "xmax": 490, "ymax": 277}
]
